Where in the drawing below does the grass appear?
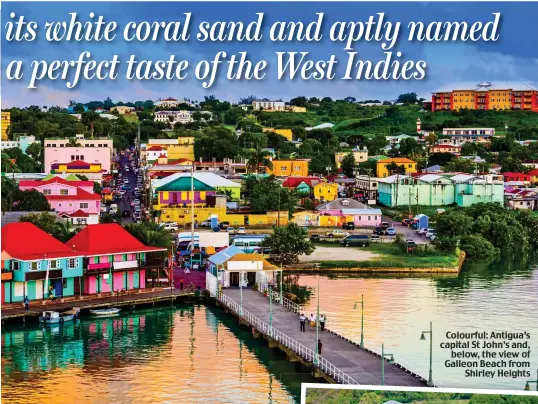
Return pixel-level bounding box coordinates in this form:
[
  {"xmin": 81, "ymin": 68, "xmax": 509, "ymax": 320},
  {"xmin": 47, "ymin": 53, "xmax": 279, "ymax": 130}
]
[
  {"xmin": 122, "ymin": 114, "xmax": 139, "ymax": 123},
  {"xmin": 314, "ymin": 243, "xmax": 460, "ymax": 269}
]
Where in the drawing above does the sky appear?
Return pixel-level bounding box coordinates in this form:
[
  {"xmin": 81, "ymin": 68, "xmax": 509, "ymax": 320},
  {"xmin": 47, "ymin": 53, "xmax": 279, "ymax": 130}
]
[{"xmin": 1, "ymin": 1, "xmax": 538, "ymax": 107}]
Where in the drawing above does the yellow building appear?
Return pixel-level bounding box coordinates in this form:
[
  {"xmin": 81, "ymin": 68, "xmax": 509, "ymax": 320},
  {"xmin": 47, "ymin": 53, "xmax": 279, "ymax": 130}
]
[
  {"xmin": 432, "ymin": 82, "xmax": 538, "ymax": 112},
  {"xmin": 313, "ymin": 182, "xmax": 339, "ymax": 202},
  {"xmin": 334, "ymin": 148, "xmax": 368, "ymax": 168},
  {"xmin": 267, "ymin": 159, "xmax": 309, "ymax": 177},
  {"xmin": 376, "ymin": 158, "xmax": 417, "ymax": 178},
  {"xmin": 287, "ymin": 106, "xmax": 307, "ymax": 113},
  {"xmin": 1, "ymin": 111, "xmax": 10, "ymax": 141},
  {"xmin": 147, "ymin": 137, "xmax": 195, "ymax": 161},
  {"xmin": 50, "ymin": 161, "xmax": 102, "ymax": 173}
]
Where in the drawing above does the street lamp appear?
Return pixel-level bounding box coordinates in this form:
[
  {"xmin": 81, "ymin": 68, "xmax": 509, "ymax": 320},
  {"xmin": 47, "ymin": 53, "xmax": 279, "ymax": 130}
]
[
  {"xmin": 381, "ymin": 343, "xmax": 395, "ymax": 386},
  {"xmin": 524, "ymin": 369, "xmax": 538, "ymax": 391},
  {"xmin": 314, "ymin": 275, "xmax": 320, "ymax": 366},
  {"xmin": 353, "ymin": 295, "xmax": 365, "ymax": 348},
  {"xmin": 420, "ymin": 321, "xmax": 434, "ymax": 387}
]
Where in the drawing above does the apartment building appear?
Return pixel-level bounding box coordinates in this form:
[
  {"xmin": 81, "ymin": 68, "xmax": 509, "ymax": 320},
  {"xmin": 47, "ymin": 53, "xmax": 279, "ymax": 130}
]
[
  {"xmin": 252, "ymin": 100, "xmax": 285, "ymax": 111},
  {"xmin": 432, "ymin": 82, "xmax": 538, "ymax": 112},
  {"xmin": 1, "ymin": 111, "xmax": 10, "ymax": 141}
]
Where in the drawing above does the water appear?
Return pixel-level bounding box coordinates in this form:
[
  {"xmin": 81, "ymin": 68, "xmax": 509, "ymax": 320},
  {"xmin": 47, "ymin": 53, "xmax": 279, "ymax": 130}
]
[
  {"xmin": 1, "ymin": 304, "xmax": 317, "ymax": 404},
  {"xmin": 294, "ymin": 257, "xmax": 538, "ymax": 390}
]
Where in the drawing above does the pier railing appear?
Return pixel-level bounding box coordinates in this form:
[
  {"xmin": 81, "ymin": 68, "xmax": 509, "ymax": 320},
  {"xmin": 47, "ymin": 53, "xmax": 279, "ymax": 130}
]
[
  {"xmin": 267, "ymin": 289, "xmax": 305, "ymax": 314},
  {"xmin": 218, "ymin": 291, "xmax": 359, "ymax": 385}
]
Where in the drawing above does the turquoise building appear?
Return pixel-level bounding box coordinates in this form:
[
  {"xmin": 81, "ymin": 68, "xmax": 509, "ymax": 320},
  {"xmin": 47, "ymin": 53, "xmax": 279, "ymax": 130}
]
[
  {"xmin": 2, "ymin": 223, "xmax": 84, "ymax": 303},
  {"xmin": 378, "ymin": 174, "xmax": 504, "ymax": 208}
]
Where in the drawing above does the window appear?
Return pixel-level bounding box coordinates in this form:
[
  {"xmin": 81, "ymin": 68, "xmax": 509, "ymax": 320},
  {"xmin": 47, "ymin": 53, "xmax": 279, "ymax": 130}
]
[
  {"xmin": 81, "ymin": 155, "xmax": 84, "ymax": 160},
  {"xmin": 30, "ymin": 262, "xmax": 41, "ymax": 271},
  {"xmin": 95, "ymin": 256, "xmax": 100, "ymax": 264},
  {"xmin": 71, "ymin": 155, "xmax": 75, "ymax": 160},
  {"xmin": 280, "ymin": 166, "xmax": 288, "ymax": 171},
  {"xmin": 80, "ymin": 203, "xmax": 88, "ymax": 209},
  {"xmin": 122, "ymin": 254, "xmax": 128, "ymax": 261},
  {"xmin": 43, "ymin": 189, "xmax": 52, "ymax": 195},
  {"xmin": 60, "ymin": 189, "xmax": 68, "ymax": 195},
  {"xmin": 68, "ymin": 258, "xmax": 77, "ymax": 268},
  {"xmin": 48, "ymin": 260, "xmax": 60, "ymax": 269},
  {"xmin": 11, "ymin": 261, "xmax": 20, "ymax": 271}
]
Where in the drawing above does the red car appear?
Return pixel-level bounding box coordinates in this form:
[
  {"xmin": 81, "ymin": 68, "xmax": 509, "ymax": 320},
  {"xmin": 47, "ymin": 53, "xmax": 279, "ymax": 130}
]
[{"xmin": 401, "ymin": 219, "xmax": 413, "ymax": 226}]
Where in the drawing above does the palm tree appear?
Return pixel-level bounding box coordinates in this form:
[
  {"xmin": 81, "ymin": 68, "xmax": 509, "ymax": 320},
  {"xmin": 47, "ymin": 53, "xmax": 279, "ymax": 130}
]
[
  {"xmin": 54, "ymin": 220, "xmax": 79, "ymax": 242},
  {"xmin": 246, "ymin": 148, "xmax": 273, "ymax": 174},
  {"xmin": 124, "ymin": 223, "xmax": 173, "ymax": 248},
  {"xmin": 67, "ymin": 138, "xmax": 81, "ymax": 147}
]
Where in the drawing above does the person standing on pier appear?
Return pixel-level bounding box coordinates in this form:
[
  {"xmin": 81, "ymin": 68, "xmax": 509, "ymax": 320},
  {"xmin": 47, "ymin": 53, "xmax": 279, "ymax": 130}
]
[
  {"xmin": 299, "ymin": 313, "xmax": 306, "ymax": 332},
  {"xmin": 309, "ymin": 314, "xmax": 316, "ymax": 331},
  {"xmin": 320, "ymin": 314, "xmax": 326, "ymax": 331},
  {"xmin": 318, "ymin": 339, "xmax": 323, "ymax": 355},
  {"xmin": 180, "ymin": 277, "xmax": 184, "ymax": 290},
  {"xmin": 24, "ymin": 296, "xmax": 29, "ymax": 312}
]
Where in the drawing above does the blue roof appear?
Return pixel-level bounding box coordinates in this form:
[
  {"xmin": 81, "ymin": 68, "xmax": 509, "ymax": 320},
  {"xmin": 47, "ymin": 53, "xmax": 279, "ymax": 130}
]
[{"xmin": 208, "ymin": 245, "xmax": 243, "ymax": 265}]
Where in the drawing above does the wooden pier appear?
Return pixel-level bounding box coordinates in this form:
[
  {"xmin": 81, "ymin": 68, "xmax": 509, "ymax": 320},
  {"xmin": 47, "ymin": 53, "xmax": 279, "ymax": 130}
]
[{"xmin": 217, "ymin": 289, "xmax": 429, "ymax": 387}]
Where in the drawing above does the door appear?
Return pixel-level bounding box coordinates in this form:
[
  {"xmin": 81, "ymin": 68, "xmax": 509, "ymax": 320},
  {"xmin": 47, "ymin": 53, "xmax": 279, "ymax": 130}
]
[
  {"xmin": 133, "ymin": 271, "xmax": 140, "ymax": 289},
  {"xmin": 54, "ymin": 279, "xmax": 63, "ymax": 297},
  {"xmin": 230, "ymin": 272, "xmax": 239, "ymax": 287},
  {"xmin": 35, "ymin": 280, "xmax": 44, "ymax": 299},
  {"xmin": 96, "ymin": 275, "xmax": 101, "ymax": 293},
  {"xmin": 123, "ymin": 272, "xmax": 128, "ymax": 290},
  {"xmin": 247, "ymin": 272, "xmax": 256, "ymax": 285}
]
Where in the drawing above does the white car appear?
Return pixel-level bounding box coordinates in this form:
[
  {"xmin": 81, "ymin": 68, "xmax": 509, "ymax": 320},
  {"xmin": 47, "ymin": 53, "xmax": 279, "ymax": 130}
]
[
  {"xmin": 119, "ymin": 189, "xmax": 126, "ymax": 195},
  {"xmin": 133, "ymin": 199, "xmax": 141, "ymax": 205},
  {"xmin": 123, "ymin": 178, "xmax": 129, "ymax": 184},
  {"xmin": 227, "ymin": 227, "xmax": 235, "ymax": 235},
  {"xmin": 425, "ymin": 229, "xmax": 436, "ymax": 238},
  {"xmin": 237, "ymin": 227, "xmax": 246, "ymax": 234},
  {"xmin": 416, "ymin": 227, "xmax": 427, "ymax": 235},
  {"xmin": 162, "ymin": 222, "xmax": 178, "ymax": 232}
]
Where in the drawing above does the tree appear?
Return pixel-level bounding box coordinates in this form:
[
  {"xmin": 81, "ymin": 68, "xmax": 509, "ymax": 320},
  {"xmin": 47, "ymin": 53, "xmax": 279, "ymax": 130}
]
[
  {"xmin": 459, "ymin": 235, "xmax": 499, "ymax": 258},
  {"xmin": 124, "ymin": 223, "xmax": 174, "ymax": 248},
  {"xmin": 340, "ymin": 152, "xmax": 356, "ymax": 177},
  {"xmin": 194, "ymin": 126, "xmax": 240, "ymax": 161},
  {"xmin": 224, "ymin": 107, "xmax": 247, "ymax": 125},
  {"xmin": 259, "ymin": 224, "xmax": 315, "ymax": 264},
  {"xmin": 246, "ymin": 148, "xmax": 273, "ymax": 174},
  {"xmin": 26, "ymin": 142, "xmax": 43, "ymax": 162},
  {"xmin": 291, "ymin": 126, "xmax": 305, "ymax": 141},
  {"xmin": 250, "ymin": 176, "xmax": 298, "ymax": 218},
  {"xmin": 1, "ymin": 177, "xmax": 17, "ymax": 212},
  {"xmin": 238, "ymin": 132, "xmax": 268, "ymax": 150},
  {"xmin": 67, "ymin": 137, "xmax": 82, "ymax": 147},
  {"xmin": 289, "ymin": 96, "xmax": 307, "ymax": 107},
  {"xmin": 93, "ymin": 182, "xmax": 102, "ymax": 194},
  {"xmin": 396, "ymin": 92, "xmax": 419, "ymax": 104},
  {"xmin": 12, "ymin": 189, "xmax": 51, "ymax": 211},
  {"xmin": 427, "ymin": 152, "xmax": 456, "ymax": 166},
  {"xmin": 54, "ymin": 221, "xmax": 79, "ymax": 242},
  {"xmin": 386, "ymin": 162, "xmax": 405, "ymax": 175},
  {"xmin": 239, "ymin": 95, "xmax": 257, "ymax": 105},
  {"xmin": 19, "ymin": 212, "xmax": 57, "ymax": 234},
  {"xmin": 436, "ymin": 211, "xmax": 474, "ymax": 238},
  {"xmin": 344, "ymin": 96, "xmax": 356, "ymax": 103},
  {"xmin": 398, "ymin": 137, "xmax": 423, "ymax": 160}
]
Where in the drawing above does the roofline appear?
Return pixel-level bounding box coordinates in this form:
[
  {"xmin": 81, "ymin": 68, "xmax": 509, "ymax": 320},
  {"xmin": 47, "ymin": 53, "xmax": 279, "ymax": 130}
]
[
  {"xmin": 7, "ymin": 253, "xmax": 87, "ymax": 261},
  {"xmin": 82, "ymin": 248, "xmax": 167, "ymax": 257}
]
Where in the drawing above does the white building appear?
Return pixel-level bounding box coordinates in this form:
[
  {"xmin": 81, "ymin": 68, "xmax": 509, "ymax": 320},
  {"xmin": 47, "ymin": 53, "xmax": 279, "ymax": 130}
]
[
  {"xmin": 1, "ymin": 135, "xmax": 39, "ymax": 154},
  {"xmin": 154, "ymin": 110, "xmax": 213, "ymax": 125},
  {"xmin": 252, "ymin": 100, "xmax": 285, "ymax": 111},
  {"xmin": 154, "ymin": 97, "xmax": 180, "ymax": 108}
]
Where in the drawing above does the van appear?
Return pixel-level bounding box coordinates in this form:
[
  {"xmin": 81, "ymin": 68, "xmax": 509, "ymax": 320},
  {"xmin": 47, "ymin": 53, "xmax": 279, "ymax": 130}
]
[
  {"xmin": 340, "ymin": 235, "xmax": 370, "ymax": 247},
  {"xmin": 109, "ymin": 204, "xmax": 118, "ymax": 215}
]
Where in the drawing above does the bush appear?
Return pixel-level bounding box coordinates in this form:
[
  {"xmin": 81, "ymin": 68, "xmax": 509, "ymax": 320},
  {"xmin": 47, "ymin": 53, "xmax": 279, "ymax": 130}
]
[{"xmin": 460, "ymin": 235, "xmax": 499, "ymax": 259}]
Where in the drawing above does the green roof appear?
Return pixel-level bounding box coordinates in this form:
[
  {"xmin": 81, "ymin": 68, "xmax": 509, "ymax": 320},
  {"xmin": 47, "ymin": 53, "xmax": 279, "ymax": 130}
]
[
  {"xmin": 43, "ymin": 173, "xmax": 81, "ymax": 181},
  {"xmin": 155, "ymin": 177, "xmax": 215, "ymax": 192}
]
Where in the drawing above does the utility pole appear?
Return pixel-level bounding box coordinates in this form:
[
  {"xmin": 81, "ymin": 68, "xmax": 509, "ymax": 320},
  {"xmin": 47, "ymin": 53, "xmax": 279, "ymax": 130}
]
[{"xmin": 190, "ymin": 162, "xmax": 195, "ymax": 257}]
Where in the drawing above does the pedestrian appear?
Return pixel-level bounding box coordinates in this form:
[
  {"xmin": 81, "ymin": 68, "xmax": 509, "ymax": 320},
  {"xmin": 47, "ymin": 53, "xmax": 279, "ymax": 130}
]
[
  {"xmin": 299, "ymin": 313, "xmax": 306, "ymax": 332},
  {"xmin": 24, "ymin": 296, "xmax": 30, "ymax": 312},
  {"xmin": 318, "ymin": 339, "xmax": 323, "ymax": 355},
  {"xmin": 309, "ymin": 314, "xmax": 316, "ymax": 331},
  {"xmin": 180, "ymin": 278, "xmax": 184, "ymax": 290},
  {"xmin": 320, "ymin": 313, "xmax": 326, "ymax": 331}
]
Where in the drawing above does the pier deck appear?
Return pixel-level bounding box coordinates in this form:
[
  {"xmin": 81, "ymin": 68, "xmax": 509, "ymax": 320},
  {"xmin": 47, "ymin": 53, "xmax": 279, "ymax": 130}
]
[{"xmin": 221, "ymin": 289, "xmax": 427, "ymax": 387}]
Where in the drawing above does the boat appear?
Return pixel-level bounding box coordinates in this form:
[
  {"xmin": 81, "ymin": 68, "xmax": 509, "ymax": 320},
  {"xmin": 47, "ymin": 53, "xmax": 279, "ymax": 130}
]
[
  {"xmin": 39, "ymin": 310, "xmax": 77, "ymax": 325},
  {"xmin": 90, "ymin": 308, "xmax": 121, "ymax": 317}
]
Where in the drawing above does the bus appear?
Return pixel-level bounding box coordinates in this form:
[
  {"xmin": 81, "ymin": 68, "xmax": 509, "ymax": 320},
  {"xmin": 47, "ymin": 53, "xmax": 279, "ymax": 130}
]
[{"xmin": 230, "ymin": 234, "xmax": 270, "ymax": 254}]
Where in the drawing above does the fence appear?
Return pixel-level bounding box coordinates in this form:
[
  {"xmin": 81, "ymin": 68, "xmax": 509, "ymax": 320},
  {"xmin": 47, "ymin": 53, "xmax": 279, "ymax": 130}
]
[{"xmin": 218, "ymin": 291, "xmax": 359, "ymax": 385}]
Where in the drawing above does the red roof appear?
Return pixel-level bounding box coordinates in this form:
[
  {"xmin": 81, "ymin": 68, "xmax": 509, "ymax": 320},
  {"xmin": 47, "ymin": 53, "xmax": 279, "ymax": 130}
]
[
  {"xmin": 46, "ymin": 188, "xmax": 101, "ymax": 201},
  {"xmin": 65, "ymin": 210, "xmax": 90, "ymax": 218},
  {"xmin": 147, "ymin": 146, "xmax": 164, "ymax": 151},
  {"xmin": 66, "ymin": 224, "xmax": 166, "ymax": 256},
  {"xmin": 527, "ymin": 169, "xmax": 538, "ymax": 176},
  {"xmin": 502, "ymin": 172, "xmax": 531, "ymax": 180},
  {"xmin": 20, "ymin": 177, "xmax": 94, "ymax": 188},
  {"xmin": 2, "ymin": 222, "xmax": 82, "ymax": 260},
  {"xmin": 157, "ymin": 154, "xmax": 167, "ymax": 159},
  {"xmin": 282, "ymin": 176, "xmax": 321, "ymax": 188}
]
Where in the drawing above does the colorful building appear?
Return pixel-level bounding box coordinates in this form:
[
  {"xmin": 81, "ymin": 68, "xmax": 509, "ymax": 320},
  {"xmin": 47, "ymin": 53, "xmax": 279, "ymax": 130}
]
[
  {"xmin": 502, "ymin": 172, "xmax": 532, "ymax": 185},
  {"xmin": 430, "ymin": 145, "xmax": 462, "ymax": 155},
  {"xmin": 44, "ymin": 138, "xmax": 112, "ymax": 174},
  {"xmin": 155, "ymin": 177, "xmax": 217, "ymax": 206},
  {"xmin": 335, "ymin": 147, "xmax": 369, "ymax": 168},
  {"xmin": 1, "ymin": 111, "xmax": 10, "ymax": 141},
  {"xmin": 252, "ymin": 100, "xmax": 285, "ymax": 111},
  {"xmin": 51, "ymin": 160, "xmax": 102, "ymax": 173},
  {"xmin": 527, "ymin": 169, "xmax": 538, "ymax": 184},
  {"xmin": 67, "ymin": 224, "xmax": 166, "ymax": 295},
  {"xmin": 441, "ymin": 128, "xmax": 494, "ymax": 144},
  {"xmin": 1, "ymin": 223, "xmax": 84, "ymax": 303},
  {"xmin": 1, "ymin": 135, "xmax": 39, "ymax": 153},
  {"xmin": 146, "ymin": 137, "xmax": 195, "ymax": 161},
  {"xmin": 376, "ymin": 158, "xmax": 417, "ymax": 178},
  {"xmin": 152, "ymin": 172, "xmax": 242, "ymax": 201},
  {"xmin": 281, "ymin": 176, "xmax": 321, "ymax": 194},
  {"xmin": 316, "ymin": 198, "xmax": 382, "ymax": 227},
  {"xmin": 432, "ymin": 82, "xmax": 538, "ymax": 112},
  {"xmin": 266, "ymin": 159, "xmax": 309, "ymax": 177},
  {"xmin": 19, "ymin": 177, "xmax": 101, "ymax": 224},
  {"xmin": 263, "ymin": 128, "xmax": 293, "ymax": 141},
  {"xmin": 313, "ymin": 182, "xmax": 339, "ymax": 202}
]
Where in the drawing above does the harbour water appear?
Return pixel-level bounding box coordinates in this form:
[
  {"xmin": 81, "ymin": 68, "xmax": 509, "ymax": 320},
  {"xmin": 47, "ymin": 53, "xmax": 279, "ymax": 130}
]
[
  {"xmin": 1, "ymin": 304, "xmax": 315, "ymax": 404},
  {"xmin": 295, "ymin": 257, "xmax": 538, "ymax": 390}
]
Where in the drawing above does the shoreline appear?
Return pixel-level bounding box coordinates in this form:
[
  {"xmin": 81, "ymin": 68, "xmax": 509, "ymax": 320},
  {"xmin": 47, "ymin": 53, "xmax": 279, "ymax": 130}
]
[{"xmin": 285, "ymin": 251, "xmax": 466, "ymax": 274}]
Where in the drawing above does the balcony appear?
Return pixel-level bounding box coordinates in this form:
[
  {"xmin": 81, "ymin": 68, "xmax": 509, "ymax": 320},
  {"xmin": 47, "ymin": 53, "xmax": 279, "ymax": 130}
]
[{"xmin": 85, "ymin": 260, "xmax": 164, "ymax": 275}]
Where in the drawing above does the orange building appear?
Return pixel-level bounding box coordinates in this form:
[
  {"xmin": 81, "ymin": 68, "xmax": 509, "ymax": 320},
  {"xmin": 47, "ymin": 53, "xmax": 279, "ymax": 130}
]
[
  {"xmin": 432, "ymin": 82, "xmax": 538, "ymax": 112},
  {"xmin": 266, "ymin": 159, "xmax": 309, "ymax": 177}
]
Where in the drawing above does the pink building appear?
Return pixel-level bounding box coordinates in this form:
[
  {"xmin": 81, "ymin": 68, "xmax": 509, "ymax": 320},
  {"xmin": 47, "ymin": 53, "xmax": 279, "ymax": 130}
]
[
  {"xmin": 19, "ymin": 177, "xmax": 101, "ymax": 224},
  {"xmin": 44, "ymin": 146, "xmax": 112, "ymax": 173},
  {"xmin": 316, "ymin": 198, "xmax": 382, "ymax": 227},
  {"xmin": 67, "ymin": 224, "xmax": 167, "ymax": 295}
]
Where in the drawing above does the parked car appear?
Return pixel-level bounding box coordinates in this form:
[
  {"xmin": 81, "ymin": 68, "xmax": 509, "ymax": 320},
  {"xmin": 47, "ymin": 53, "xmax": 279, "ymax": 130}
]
[
  {"xmin": 219, "ymin": 221, "xmax": 230, "ymax": 230},
  {"xmin": 237, "ymin": 227, "xmax": 246, "ymax": 234},
  {"xmin": 370, "ymin": 235, "xmax": 381, "ymax": 242},
  {"xmin": 162, "ymin": 222, "xmax": 178, "ymax": 232},
  {"xmin": 381, "ymin": 222, "xmax": 390, "ymax": 229},
  {"xmin": 121, "ymin": 209, "xmax": 131, "ymax": 217},
  {"xmin": 429, "ymin": 234, "xmax": 437, "ymax": 241},
  {"xmin": 342, "ymin": 221, "xmax": 355, "ymax": 230},
  {"xmin": 401, "ymin": 219, "xmax": 413, "ymax": 226},
  {"xmin": 227, "ymin": 227, "xmax": 235, "ymax": 235},
  {"xmin": 200, "ymin": 219, "xmax": 212, "ymax": 227},
  {"xmin": 100, "ymin": 203, "xmax": 107, "ymax": 213},
  {"xmin": 123, "ymin": 178, "xmax": 130, "ymax": 184},
  {"xmin": 310, "ymin": 234, "xmax": 321, "ymax": 242},
  {"xmin": 373, "ymin": 227, "xmax": 384, "ymax": 235},
  {"xmin": 133, "ymin": 199, "xmax": 141, "ymax": 205},
  {"xmin": 326, "ymin": 229, "xmax": 349, "ymax": 238},
  {"xmin": 423, "ymin": 228, "xmax": 436, "ymax": 237},
  {"xmin": 340, "ymin": 235, "xmax": 370, "ymax": 247},
  {"xmin": 416, "ymin": 227, "xmax": 428, "ymax": 235},
  {"xmin": 385, "ymin": 227, "xmax": 396, "ymax": 236},
  {"xmin": 109, "ymin": 204, "xmax": 118, "ymax": 215}
]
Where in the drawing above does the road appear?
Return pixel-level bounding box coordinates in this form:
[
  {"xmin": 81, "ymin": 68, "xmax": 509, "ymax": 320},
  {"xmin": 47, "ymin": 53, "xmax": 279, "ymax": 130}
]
[{"xmin": 117, "ymin": 153, "xmax": 138, "ymax": 224}]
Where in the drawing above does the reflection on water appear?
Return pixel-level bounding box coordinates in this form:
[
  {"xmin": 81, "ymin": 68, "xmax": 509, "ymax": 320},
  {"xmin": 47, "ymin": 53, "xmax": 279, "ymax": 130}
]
[
  {"xmin": 2, "ymin": 305, "xmax": 315, "ymax": 404},
  {"xmin": 294, "ymin": 257, "xmax": 538, "ymax": 390}
]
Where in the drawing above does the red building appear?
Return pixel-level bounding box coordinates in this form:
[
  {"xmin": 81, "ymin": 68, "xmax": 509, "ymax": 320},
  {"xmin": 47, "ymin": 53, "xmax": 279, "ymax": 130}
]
[{"xmin": 502, "ymin": 172, "xmax": 532, "ymax": 183}]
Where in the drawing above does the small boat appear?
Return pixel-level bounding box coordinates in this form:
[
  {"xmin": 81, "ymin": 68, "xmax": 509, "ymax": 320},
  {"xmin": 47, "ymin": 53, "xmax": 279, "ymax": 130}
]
[
  {"xmin": 90, "ymin": 308, "xmax": 121, "ymax": 317},
  {"xmin": 39, "ymin": 310, "xmax": 76, "ymax": 325}
]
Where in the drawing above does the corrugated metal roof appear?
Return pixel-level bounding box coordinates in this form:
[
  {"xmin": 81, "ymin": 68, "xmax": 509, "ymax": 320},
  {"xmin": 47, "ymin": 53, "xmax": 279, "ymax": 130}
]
[{"xmin": 207, "ymin": 245, "xmax": 243, "ymax": 265}]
